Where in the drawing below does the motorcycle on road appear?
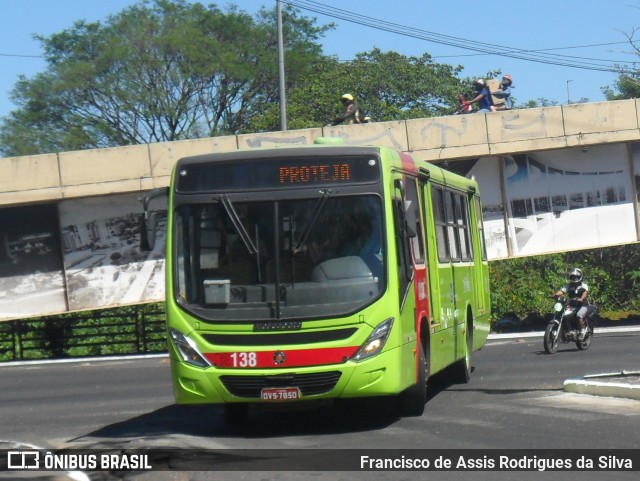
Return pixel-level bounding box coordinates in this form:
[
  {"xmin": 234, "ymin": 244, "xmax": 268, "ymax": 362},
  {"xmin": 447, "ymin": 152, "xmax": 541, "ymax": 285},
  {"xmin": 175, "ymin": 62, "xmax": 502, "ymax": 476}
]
[{"xmin": 543, "ymin": 295, "xmax": 597, "ymax": 354}]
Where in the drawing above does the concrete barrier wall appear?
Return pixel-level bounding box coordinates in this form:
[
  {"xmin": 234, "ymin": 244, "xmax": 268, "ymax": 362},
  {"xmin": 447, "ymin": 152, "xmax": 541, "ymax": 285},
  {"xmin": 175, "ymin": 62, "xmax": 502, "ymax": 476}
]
[{"xmin": 2, "ymin": 99, "xmax": 640, "ymax": 208}]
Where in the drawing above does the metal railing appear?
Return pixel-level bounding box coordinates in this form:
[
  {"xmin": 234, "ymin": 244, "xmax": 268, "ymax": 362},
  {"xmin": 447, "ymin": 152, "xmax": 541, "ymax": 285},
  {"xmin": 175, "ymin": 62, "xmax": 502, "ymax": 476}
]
[{"xmin": 0, "ymin": 304, "xmax": 166, "ymax": 362}]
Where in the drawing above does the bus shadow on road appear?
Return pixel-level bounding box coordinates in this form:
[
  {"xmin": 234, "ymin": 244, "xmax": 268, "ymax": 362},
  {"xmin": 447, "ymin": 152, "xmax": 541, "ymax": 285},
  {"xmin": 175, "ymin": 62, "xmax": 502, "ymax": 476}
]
[
  {"xmin": 75, "ymin": 399, "xmax": 399, "ymax": 442},
  {"xmin": 74, "ymin": 381, "xmax": 456, "ymax": 443}
]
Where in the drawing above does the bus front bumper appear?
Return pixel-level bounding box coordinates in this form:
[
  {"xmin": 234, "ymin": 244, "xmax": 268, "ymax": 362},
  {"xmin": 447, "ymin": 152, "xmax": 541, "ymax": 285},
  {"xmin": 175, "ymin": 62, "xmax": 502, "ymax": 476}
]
[{"xmin": 169, "ymin": 342, "xmax": 414, "ymax": 405}]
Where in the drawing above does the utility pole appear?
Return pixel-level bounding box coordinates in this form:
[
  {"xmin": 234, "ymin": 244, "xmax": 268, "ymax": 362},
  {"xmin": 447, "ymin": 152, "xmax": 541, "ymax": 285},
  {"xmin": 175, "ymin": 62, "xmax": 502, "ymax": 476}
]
[
  {"xmin": 566, "ymin": 80, "xmax": 573, "ymax": 104},
  {"xmin": 277, "ymin": 0, "xmax": 287, "ymax": 131}
]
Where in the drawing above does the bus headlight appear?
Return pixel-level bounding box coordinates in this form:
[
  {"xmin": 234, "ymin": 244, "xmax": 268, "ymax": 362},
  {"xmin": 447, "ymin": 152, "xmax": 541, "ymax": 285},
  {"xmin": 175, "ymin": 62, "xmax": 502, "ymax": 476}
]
[
  {"xmin": 169, "ymin": 328, "xmax": 211, "ymax": 368},
  {"xmin": 351, "ymin": 318, "xmax": 394, "ymax": 362}
]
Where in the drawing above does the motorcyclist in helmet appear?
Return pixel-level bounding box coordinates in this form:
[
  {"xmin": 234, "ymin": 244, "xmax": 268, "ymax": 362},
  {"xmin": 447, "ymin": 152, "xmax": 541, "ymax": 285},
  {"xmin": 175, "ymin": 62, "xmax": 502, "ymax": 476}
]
[
  {"xmin": 331, "ymin": 93, "xmax": 362, "ymax": 125},
  {"xmin": 554, "ymin": 268, "xmax": 589, "ymax": 339},
  {"xmin": 466, "ymin": 79, "xmax": 493, "ymax": 112}
]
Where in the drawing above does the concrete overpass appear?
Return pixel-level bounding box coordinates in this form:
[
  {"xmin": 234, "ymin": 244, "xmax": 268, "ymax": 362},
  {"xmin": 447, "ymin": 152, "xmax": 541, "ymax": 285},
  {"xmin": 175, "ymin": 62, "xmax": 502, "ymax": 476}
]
[
  {"xmin": 3, "ymin": 99, "xmax": 640, "ymax": 205},
  {"xmin": 1, "ymin": 99, "xmax": 640, "ymax": 319}
]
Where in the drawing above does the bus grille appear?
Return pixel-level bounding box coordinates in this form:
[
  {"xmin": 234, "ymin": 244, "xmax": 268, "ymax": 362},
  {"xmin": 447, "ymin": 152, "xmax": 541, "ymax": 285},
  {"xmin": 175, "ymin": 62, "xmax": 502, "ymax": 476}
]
[{"xmin": 219, "ymin": 371, "xmax": 342, "ymax": 398}]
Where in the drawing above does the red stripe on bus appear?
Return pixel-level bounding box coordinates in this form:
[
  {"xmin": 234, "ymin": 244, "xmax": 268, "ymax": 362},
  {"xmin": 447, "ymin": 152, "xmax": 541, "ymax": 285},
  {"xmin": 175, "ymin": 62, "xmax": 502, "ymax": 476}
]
[
  {"xmin": 204, "ymin": 346, "xmax": 360, "ymax": 369},
  {"xmin": 399, "ymin": 151, "xmax": 417, "ymax": 174}
]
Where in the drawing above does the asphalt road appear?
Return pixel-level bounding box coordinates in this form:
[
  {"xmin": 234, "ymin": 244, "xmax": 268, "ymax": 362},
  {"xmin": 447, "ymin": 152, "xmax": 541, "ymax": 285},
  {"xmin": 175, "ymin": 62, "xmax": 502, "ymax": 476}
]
[{"xmin": 1, "ymin": 330, "xmax": 639, "ymax": 480}]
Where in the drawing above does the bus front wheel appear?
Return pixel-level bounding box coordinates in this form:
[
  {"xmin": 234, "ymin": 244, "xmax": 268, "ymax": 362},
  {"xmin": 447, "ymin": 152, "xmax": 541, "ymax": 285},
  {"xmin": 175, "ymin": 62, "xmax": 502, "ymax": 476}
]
[{"xmin": 397, "ymin": 341, "xmax": 427, "ymax": 417}]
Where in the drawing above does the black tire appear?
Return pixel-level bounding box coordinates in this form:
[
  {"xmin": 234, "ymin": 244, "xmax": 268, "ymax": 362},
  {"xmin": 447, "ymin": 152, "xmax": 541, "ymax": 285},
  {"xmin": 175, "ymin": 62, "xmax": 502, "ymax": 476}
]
[
  {"xmin": 543, "ymin": 322, "xmax": 559, "ymax": 354},
  {"xmin": 397, "ymin": 341, "xmax": 427, "ymax": 417},
  {"xmin": 576, "ymin": 322, "xmax": 593, "ymax": 351}
]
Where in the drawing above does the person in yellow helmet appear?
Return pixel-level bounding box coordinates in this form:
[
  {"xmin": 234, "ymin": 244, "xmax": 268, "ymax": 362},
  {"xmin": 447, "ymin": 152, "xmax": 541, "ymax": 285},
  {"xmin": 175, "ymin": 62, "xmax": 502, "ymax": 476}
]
[{"xmin": 331, "ymin": 93, "xmax": 364, "ymax": 125}]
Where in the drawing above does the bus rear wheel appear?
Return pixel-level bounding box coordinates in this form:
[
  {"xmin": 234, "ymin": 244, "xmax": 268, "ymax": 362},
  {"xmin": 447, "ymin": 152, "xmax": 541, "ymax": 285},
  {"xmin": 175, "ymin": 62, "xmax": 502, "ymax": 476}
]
[
  {"xmin": 397, "ymin": 341, "xmax": 427, "ymax": 417},
  {"xmin": 449, "ymin": 324, "xmax": 471, "ymax": 383}
]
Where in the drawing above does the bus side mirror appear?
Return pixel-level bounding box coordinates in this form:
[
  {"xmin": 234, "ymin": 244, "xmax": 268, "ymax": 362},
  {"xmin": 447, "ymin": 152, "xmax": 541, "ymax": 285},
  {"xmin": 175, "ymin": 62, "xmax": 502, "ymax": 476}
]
[
  {"xmin": 140, "ymin": 210, "xmax": 158, "ymax": 251},
  {"xmin": 140, "ymin": 187, "xmax": 168, "ymax": 251}
]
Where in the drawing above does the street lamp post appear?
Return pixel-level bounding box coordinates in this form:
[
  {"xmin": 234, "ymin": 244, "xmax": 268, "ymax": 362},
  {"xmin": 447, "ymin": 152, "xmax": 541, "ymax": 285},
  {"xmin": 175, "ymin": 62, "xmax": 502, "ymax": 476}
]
[
  {"xmin": 566, "ymin": 80, "xmax": 573, "ymax": 104},
  {"xmin": 277, "ymin": 0, "xmax": 287, "ymax": 131}
]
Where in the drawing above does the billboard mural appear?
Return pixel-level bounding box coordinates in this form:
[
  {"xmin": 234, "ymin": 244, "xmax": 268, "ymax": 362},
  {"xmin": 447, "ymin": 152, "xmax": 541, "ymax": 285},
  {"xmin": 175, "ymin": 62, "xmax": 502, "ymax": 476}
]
[
  {"xmin": 468, "ymin": 144, "xmax": 637, "ymax": 259},
  {"xmin": 59, "ymin": 193, "xmax": 166, "ymax": 312},
  {"xmin": 0, "ymin": 204, "xmax": 67, "ymax": 319},
  {"xmin": 631, "ymin": 142, "xmax": 640, "ymax": 211},
  {"xmin": 1, "ymin": 142, "xmax": 639, "ymax": 320}
]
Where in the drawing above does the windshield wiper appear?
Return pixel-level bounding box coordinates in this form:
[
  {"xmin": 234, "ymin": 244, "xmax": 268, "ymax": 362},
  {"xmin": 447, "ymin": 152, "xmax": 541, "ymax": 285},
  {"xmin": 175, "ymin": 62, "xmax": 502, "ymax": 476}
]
[
  {"xmin": 218, "ymin": 195, "xmax": 264, "ymax": 282},
  {"xmin": 219, "ymin": 195, "xmax": 258, "ymax": 255},
  {"xmin": 292, "ymin": 189, "xmax": 331, "ymax": 254}
]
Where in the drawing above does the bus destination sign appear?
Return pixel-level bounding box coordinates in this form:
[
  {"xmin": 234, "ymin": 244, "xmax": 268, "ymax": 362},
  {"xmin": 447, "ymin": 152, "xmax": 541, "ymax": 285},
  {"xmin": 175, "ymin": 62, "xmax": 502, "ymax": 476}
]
[
  {"xmin": 177, "ymin": 155, "xmax": 380, "ymax": 192},
  {"xmin": 279, "ymin": 162, "xmax": 351, "ymax": 185}
]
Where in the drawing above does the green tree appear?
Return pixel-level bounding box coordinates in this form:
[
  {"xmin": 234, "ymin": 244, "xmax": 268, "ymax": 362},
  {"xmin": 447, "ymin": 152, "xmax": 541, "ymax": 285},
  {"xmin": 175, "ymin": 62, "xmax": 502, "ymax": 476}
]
[
  {"xmin": 247, "ymin": 48, "xmax": 471, "ymax": 131},
  {"xmin": 603, "ymin": 26, "xmax": 640, "ymax": 100},
  {"xmin": 603, "ymin": 73, "xmax": 640, "ymax": 100},
  {"xmin": 566, "ymin": 244, "xmax": 640, "ymax": 312},
  {"xmin": 489, "ymin": 254, "xmax": 566, "ymax": 320},
  {"xmin": 488, "ymin": 243, "xmax": 640, "ymax": 323},
  {"xmin": 521, "ymin": 98, "xmax": 559, "ymax": 108},
  {"xmin": 0, "ymin": 0, "xmax": 331, "ymax": 156}
]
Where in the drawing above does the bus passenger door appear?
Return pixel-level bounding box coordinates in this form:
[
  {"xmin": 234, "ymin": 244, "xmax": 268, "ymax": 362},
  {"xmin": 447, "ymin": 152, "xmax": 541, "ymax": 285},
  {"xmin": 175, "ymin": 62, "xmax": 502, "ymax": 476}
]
[
  {"xmin": 428, "ymin": 186, "xmax": 458, "ymax": 371},
  {"xmin": 403, "ymin": 178, "xmax": 429, "ymax": 332},
  {"xmin": 393, "ymin": 176, "xmax": 428, "ymax": 384},
  {"xmin": 471, "ymin": 194, "xmax": 490, "ymax": 350}
]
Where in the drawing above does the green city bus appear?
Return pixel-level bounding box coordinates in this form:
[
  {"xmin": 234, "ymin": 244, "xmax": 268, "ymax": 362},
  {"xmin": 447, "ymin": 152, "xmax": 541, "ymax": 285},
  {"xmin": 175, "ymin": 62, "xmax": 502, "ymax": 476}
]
[{"xmin": 142, "ymin": 139, "xmax": 490, "ymax": 419}]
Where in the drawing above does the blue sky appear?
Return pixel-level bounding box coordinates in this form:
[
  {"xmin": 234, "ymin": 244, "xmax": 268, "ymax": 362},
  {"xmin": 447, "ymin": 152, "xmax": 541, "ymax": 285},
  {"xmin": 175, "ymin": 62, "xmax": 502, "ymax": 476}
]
[{"xmin": 1, "ymin": 0, "xmax": 639, "ymax": 121}]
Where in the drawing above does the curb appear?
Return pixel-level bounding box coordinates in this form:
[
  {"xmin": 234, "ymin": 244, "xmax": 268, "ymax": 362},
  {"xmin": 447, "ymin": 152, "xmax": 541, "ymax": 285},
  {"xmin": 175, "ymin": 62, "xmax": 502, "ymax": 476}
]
[
  {"xmin": 563, "ymin": 371, "xmax": 640, "ymax": 401},
  {"xmin": 487, "ymin": 325, "xmax": 640, "ymax": 340},
  {"xmin": 486, "ymin": 327, "xmax": 640, "ymax": 402},
  {"xmin": 0, "ymin": 353, "xmax": 168, "ymax": 368}
]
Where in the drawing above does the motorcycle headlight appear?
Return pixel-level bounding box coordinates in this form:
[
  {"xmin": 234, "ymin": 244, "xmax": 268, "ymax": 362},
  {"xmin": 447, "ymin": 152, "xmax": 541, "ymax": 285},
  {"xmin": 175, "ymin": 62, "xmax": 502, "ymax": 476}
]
[
  {"xmin": 351, "ymin": 318, "xmax": 394, "ymax": 362},
  {"xmin": 554, "ymin": 302, "xmax": 563, "ymax": 312},
  {"xmin": 169, "ymin": 328, "xmax": 211, "ymax": 368}
]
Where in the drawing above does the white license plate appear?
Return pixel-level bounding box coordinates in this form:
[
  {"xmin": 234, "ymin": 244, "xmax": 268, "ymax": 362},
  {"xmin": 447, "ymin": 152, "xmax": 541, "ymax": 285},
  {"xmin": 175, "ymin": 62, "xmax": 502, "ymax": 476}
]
[{"xmin": 260, "ymin": 387, "xmax": 301, "ymax": 402}]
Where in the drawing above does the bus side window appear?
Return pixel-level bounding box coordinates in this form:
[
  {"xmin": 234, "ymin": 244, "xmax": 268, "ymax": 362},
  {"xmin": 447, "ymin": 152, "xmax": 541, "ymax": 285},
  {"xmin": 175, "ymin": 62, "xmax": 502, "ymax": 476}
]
[
  {"xmin": 431, "ymin": 187, "xmax": 449, "ymax": 262},
  {"xmin": 394, "ymin": 177, "xmax": 425, "ymax": 305},
  {"xmin": 393, "ymin": 198, "xmax": 412, "ymax": 288},
  {"xmin": 404, "ymin": 178, "xmax": 425, "ymax": 264},
  {"xmin": 475, "ymin": 197, "xmax": 488, "ymax": 261},
  {"xmin": 454, "ymin": 193, "xmax": 472, "ymax": 261},
  {"xmin": 445, "ymin": 191, "xmax": 460, "ymax": 261}
]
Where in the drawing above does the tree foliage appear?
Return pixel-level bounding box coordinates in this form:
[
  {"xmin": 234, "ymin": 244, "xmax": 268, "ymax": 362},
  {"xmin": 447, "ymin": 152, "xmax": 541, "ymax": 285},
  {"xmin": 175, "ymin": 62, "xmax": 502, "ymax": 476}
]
[
  {"xmin": 602, "ymin": 26, "xmax": 640, "ymax": 100},
  {"xmin": 248, "ymin": 49, "xmax": 469, "ymax": 131},
  {"xmin": 603, "ymin": 73, "xmax": 640, "ymax": 101},
  {"xmin": 0, "ymin": 0, "xmax": 331, "ymax": 156},
  {"xmin": 490, "ymin": 244, "xmax": 640, "ymax": 321},
  {"xmin": 0, "ymin": 0, "xmax": 489, "ymax": 155}
]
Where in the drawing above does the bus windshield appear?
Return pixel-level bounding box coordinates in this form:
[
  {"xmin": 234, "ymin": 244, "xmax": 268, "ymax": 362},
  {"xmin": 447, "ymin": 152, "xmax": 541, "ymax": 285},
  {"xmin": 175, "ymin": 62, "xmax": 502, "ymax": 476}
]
[{"xmin": 174, "ymin": 194, "xmax": 384, "ymax": 322}]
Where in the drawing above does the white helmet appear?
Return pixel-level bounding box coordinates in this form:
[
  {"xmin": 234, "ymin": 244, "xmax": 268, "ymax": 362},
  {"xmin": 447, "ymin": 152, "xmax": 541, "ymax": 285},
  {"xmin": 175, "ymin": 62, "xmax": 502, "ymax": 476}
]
[{"xmin": 568, "ymin": 268, "xmax": 583, "ymax": 283}]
